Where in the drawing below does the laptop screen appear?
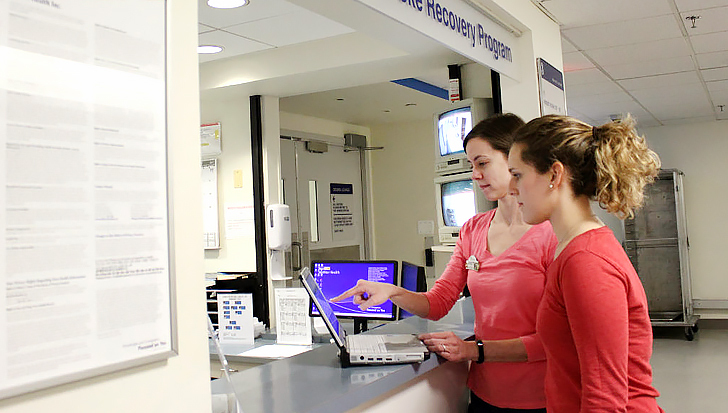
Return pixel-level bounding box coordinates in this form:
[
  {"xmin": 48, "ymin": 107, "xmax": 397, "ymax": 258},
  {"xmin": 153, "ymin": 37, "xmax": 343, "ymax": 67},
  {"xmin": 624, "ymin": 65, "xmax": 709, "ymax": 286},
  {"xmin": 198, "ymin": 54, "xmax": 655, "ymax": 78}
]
[{"xmin": 300, "ymin": 268, "xmax": 345, "ymax": 348}]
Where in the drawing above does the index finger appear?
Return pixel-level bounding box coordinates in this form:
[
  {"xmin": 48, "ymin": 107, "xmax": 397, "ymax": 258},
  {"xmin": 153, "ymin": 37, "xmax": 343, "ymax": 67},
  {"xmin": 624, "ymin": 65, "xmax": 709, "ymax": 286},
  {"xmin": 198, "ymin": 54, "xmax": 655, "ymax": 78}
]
[{"xmin": 330, "ymin": 284, "xmax": 363, "ymax": 302}]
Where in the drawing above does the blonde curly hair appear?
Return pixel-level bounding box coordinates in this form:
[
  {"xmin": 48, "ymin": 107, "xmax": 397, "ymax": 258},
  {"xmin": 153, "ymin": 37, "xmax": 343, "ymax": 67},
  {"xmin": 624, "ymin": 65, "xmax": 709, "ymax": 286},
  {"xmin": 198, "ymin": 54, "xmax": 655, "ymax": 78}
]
[{"xmin": 513, "ymin": 114, "xmax": 661, "ymax": 219}]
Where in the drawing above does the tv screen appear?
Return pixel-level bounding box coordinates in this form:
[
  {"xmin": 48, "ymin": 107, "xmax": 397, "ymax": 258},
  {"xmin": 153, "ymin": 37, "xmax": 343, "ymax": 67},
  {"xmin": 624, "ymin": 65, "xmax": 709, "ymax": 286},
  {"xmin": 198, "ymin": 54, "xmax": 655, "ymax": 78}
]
[
  {"xmin": 441, "ymin": 179, "xmax": 476, "ymax": 227},
  {"xmin": 438, "ymin": 106, "xmax": 472, "ymax": 156},
  {"xmin": 310, "ymin": 261, "xmax": 398, "ymax": 320}
]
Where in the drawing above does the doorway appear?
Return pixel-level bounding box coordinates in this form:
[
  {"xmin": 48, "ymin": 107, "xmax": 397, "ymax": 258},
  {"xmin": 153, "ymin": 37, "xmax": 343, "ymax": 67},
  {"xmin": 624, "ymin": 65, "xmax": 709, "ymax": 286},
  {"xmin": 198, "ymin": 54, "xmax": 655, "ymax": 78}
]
[{"xmin": 280, "ymin": 135, "xmax": 369, "ymax": 279}]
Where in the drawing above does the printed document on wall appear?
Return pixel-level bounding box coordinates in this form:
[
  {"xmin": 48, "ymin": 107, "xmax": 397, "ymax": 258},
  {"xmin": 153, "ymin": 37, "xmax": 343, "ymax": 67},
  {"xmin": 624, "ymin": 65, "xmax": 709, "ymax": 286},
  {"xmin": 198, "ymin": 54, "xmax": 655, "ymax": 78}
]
[{"xmin": 0, "ymin": 0, "xmax": 172, "ymax": 399}]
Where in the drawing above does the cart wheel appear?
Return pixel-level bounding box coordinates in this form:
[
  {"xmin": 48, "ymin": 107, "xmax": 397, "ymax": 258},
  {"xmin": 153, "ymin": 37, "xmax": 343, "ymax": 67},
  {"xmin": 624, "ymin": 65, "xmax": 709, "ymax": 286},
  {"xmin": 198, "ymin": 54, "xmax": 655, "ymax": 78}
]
[
  {"xmin": 684, "ymin": 327, "xmax": 695, "ymax": 341},
  {"xmin": 691, "ymin": 324, "xmax": 699, "ymax": 333}
]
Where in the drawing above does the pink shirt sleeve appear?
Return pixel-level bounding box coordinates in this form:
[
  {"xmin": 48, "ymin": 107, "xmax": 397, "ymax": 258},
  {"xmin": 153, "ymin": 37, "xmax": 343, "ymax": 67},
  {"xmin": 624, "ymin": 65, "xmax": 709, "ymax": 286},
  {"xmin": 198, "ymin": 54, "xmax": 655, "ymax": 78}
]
[
  {"xmin": 561, "ymin": 252, "xmax": 630, "ymax": 411},
  {"xmin": 522, "ymin": 333, "xmax": 547, "ymax": 362}
]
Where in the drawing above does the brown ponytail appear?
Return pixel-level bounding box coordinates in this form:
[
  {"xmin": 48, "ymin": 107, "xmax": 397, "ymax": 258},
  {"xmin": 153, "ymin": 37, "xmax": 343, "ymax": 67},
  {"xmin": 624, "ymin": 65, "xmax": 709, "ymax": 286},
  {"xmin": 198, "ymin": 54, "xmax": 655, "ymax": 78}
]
[{"xmin": 514, "ymin": 114, "xmax": 661, "ymax": 219}]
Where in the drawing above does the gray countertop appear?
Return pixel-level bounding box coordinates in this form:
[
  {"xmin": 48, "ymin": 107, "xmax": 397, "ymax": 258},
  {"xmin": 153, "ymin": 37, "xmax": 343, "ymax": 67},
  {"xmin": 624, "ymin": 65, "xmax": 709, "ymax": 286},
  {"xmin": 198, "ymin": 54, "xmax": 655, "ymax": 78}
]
[{"xmin": 212, "ymin": 297, "xmax": 475, "ymax": 413}]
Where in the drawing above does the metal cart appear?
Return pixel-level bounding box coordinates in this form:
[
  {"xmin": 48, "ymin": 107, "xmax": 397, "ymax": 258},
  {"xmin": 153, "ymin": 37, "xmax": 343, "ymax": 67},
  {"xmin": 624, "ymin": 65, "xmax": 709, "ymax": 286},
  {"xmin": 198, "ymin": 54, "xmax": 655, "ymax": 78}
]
[{"xmin": 623, "ymin": 169, "xmax": 699, "ymax": 340}]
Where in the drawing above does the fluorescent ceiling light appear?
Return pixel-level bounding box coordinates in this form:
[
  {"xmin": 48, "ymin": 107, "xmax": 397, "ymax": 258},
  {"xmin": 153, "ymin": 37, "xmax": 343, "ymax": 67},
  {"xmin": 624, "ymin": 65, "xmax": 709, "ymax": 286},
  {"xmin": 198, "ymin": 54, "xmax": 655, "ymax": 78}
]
[
  {"xmin": 207, "ymin": 0, "xmax": 249, "ymax": 9},
  {"xmin": 198, "ymin": 45, "xmax": 224, "ymax": 54}
]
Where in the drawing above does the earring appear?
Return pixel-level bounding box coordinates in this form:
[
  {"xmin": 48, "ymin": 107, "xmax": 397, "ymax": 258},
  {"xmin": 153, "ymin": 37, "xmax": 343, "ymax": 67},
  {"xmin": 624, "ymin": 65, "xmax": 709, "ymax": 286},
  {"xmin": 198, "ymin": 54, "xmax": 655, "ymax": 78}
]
[{"xmin": 549, "ymin": 183, "xmax": 554, "ymax": 189}]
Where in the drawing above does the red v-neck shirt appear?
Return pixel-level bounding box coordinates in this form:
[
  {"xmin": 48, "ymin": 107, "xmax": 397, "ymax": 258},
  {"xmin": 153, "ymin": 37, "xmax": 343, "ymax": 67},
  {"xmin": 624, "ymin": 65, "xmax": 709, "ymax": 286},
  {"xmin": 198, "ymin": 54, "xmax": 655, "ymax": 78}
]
[
  {"xmin": 537, "ymin": 226, "xmax": 663, "ymax": 412},
  {"xmin": 425, "ymin": 209, "xmax": 557, "ymax": 409}
]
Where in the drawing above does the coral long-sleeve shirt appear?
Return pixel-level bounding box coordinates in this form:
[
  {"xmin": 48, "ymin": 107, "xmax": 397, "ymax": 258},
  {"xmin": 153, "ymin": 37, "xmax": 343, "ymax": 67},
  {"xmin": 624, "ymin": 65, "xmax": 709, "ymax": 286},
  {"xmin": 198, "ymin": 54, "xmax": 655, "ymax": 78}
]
[
  {"xmin": 537, "ymin": 227, "xmax": 663, "ymax": 412},
  {"xmin": 425, "ymin": 209, "xmax": 557, "ymax": 409}
]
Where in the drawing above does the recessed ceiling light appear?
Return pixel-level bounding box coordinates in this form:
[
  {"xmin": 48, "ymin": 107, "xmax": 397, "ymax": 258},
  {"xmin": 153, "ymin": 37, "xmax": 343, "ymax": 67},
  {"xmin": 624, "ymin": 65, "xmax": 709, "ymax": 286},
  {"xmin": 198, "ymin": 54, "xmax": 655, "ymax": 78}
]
[
  {"xmin": 198, "ymin": 45, "xmax": 223, "ymax": 54},
  {"xmin": 207, "ymin": 0, "xmax": 249, "ymax": 9}
]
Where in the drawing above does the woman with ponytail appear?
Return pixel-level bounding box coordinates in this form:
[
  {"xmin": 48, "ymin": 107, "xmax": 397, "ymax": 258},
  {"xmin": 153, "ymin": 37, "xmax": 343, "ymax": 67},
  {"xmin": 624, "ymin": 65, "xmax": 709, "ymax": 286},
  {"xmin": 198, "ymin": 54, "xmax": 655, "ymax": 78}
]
[{"xmin": 507, "ymin": 114, "xmax": 664, "ymax": 412}]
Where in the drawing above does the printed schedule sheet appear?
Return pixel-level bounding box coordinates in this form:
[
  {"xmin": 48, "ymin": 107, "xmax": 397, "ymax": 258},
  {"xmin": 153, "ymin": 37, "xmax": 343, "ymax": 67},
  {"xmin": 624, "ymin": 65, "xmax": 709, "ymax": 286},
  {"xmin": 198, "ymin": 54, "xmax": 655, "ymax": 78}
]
[{"xmin": 0, "ymin": 0, "xmax": 172, "ymax": 399}]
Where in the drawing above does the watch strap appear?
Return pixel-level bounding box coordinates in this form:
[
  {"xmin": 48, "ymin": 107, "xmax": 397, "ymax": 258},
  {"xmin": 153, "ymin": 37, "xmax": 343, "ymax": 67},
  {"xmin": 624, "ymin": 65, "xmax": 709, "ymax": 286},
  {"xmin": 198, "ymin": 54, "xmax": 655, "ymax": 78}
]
[{"xmin": 476, "ymin": 340, "xmax": 484, "ymax": 364}]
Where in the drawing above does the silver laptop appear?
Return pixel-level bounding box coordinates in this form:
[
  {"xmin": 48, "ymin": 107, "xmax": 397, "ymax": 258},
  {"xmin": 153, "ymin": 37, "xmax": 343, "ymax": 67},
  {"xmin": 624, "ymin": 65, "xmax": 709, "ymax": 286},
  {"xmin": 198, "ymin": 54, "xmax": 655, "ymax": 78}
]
[{"xmin": 299, "ymin": 267, "xmax": 429, "ymax": 367}]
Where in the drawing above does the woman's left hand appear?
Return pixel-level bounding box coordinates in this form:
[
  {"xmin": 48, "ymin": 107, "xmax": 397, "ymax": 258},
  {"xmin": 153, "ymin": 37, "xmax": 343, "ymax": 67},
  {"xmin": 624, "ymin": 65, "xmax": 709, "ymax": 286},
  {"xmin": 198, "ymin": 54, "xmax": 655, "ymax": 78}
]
[{"xmin": 418, "ymin": 331, "xmax": 476, "ymax": 362}]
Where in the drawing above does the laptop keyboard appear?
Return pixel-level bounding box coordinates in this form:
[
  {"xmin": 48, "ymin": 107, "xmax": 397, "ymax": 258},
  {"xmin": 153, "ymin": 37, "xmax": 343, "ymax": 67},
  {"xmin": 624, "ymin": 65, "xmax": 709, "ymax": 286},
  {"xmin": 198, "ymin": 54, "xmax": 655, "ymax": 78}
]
[{"xmin": 348, "ymin": 335, "xmax": 386, "ymax": 354}]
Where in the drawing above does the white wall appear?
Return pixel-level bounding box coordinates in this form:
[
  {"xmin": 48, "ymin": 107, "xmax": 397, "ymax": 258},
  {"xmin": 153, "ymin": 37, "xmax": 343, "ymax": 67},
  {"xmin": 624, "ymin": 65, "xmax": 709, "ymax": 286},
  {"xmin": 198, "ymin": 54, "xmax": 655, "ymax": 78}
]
[
  {"xmin": 491, "ymin": 0, "xmax": 564, "ymax": 121},
  {"xmin": 642, "ymin": 120, "xmax": 728, "ymax": 318},
  {"xmin": 201, "ymin": 97, "xmax": 257, "ymax": 273},
  {"xmin": 369, "ymin": 120, "xmax": 439, "ymax": 265},
  {"xmin": 280, "ymin": 112, "xmax": 370, "ymax": 142},
  {"xmin": 0, "ymin": 1, "xmax": 212, "ymax": 411}
]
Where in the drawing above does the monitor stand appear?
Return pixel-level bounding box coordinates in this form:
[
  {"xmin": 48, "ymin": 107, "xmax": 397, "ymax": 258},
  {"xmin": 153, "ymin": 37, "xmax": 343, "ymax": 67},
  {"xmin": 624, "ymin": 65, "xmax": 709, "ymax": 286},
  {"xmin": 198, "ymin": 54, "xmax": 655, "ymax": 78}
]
[{"xmin": 354, "ymin": 319, "xmax": 368, "ymax": 334}]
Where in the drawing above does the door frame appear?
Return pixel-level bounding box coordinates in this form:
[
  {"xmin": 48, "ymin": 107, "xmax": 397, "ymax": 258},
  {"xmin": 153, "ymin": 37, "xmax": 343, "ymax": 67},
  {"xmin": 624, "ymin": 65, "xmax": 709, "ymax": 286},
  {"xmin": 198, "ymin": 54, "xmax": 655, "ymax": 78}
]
[{"xmin": 280, "ymin": 129, "xmax": 373, "ymax": 269}]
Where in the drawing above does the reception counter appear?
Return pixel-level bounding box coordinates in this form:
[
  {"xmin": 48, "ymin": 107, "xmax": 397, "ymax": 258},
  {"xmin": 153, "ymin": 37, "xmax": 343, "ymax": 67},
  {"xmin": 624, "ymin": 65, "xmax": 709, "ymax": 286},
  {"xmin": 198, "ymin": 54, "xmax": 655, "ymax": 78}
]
[{"xmin": 211, "ymin": 297, "xmax": 476, "ymax": 413}]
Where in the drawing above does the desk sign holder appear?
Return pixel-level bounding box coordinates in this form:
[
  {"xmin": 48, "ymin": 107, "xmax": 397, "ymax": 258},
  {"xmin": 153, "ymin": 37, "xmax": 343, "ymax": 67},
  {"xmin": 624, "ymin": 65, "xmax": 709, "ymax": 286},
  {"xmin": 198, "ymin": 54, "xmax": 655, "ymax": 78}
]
[
  {"xmin": 274, "ymin": 288, "xmax": 312, "ymax": 345},
  {"xmin": 217, "ymin": 293, "xmax": 254, "ymax": 344}
]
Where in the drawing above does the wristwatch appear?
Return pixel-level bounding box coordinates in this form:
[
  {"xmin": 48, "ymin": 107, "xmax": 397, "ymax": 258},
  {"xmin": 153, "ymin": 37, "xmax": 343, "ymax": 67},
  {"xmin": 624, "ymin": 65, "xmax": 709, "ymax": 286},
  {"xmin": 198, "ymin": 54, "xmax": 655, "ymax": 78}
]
[{"xmin": 476, "ymin": 340, "xmax": 484, "ymax": 364}]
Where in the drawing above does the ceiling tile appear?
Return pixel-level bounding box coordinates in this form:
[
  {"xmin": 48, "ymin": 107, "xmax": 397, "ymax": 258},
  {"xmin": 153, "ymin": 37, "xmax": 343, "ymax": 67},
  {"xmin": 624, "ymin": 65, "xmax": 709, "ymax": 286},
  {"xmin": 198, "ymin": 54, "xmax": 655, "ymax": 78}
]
[
  {"xmin": 198, "ymin": 30, "xmax": 271, "ymax": 63},
  {"xmin": 567, "ymin": 91, "xmax": 634, "ymax": 108},
  {"xmin": 576, "ymin": 99, "xmax": 647, "ymax": 121},
  {"xmin": 618, "ymin": 71, "xmax": 701, "ymax": 91},
  {"xmin": 562, "ymin": 51, "xmax": 595, "ymax": 72},
  {"xmin": 710, "ymin": 88, "xmax": 728, "ymax": 102},
  {"xmin": 561, "ymin": 37, "xmax": 578, "ymax": 53},
  {"xmin": 630, "ymin": 84, "xmax": 708, "ymax": 108},
  {"xmin": 566, "ymin": 108, "xmax": 598, "ymax": 126},
  {"xmin": 651, "ymin": 101, "xmax": 714, "ymax": 120},
  {"xmin": 680, "ymin": 7, "xmax": 728, "ymax": 35},
  {"xmin": 696, "ymin": 51, "xmax": 728, "ymax": 69},
  {"xmin": 707, "ymin": 79, "xmax": 728, "ymax": 92},
  {"xmin": 198, "ymin": 0, "xmax": 301, "ymax": 29},
  {"xmin": 566, "ymin": 81, "xmax": 624, "ymax": 98},
  {"xmin": 661, "ymin": 115, "xmax": 717, "ymax": 125},
  {"xmin": 224, "ymin": 9, "xmax": 353, "ymax": 48},
  {"xmin": 564, "ymin": 68, "xmax": 612, "ymax": 86},
  {"xmin": 603, "ymin": 56, "xmax": 696, "ymax": 80},
  {"xmin": 585, "ymin": 37, "xmax": 691, "ymax": 66},
  {"xmin": 709, "ymin": 91, "xmax": 728, "ymax": 116},
  {"xmin": 540, "ymin": 0, "xmax": 671, "ymax": 28},
  {"xmin": 701, "ymin": 67, "xmax": 728, "ymax": 82},
  {"xmin": 634, "ymin": 118, "xmax": 662, "ymax": 128},
  {"xmin": 563, "ymin": 15, "xmax": 682, "ymax": 50},
  {"xmin": 691, "ymin": 31, "xmax": 728, "ymax": 54},
  {"xmin": 676, "ymin": 0, "xmax": 728, "ymax": 12}
]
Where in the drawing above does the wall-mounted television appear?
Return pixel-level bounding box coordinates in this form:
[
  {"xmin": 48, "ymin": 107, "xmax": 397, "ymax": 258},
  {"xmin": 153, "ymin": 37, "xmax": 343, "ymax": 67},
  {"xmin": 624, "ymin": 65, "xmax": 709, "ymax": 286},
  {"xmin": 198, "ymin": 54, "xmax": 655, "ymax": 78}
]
[
  {"xmin": 434, "ymin": 98, "xmax": 493, "ymax": 176},
  {"xmin": 434, "ymin": 171, "xmax": 496, "ymax": 244}
]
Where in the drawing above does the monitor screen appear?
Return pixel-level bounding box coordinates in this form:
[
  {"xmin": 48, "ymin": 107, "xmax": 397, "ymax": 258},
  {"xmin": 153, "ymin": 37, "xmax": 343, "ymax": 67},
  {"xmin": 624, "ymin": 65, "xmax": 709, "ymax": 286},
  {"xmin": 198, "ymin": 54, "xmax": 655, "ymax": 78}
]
[
  {"xmin": 438, "ymin": 106, "xmax": 472, "ymax": 156},
  {"xmin": 399, "ymin": 261, "xmax": 426, "ymax": 319},
  {"xmin": 310, "ymin": 261, "xmax": 398, "ymax": 320},
  {"xmin": 441, "ymin": 179, "xmax": 477, "ymax": 227}
]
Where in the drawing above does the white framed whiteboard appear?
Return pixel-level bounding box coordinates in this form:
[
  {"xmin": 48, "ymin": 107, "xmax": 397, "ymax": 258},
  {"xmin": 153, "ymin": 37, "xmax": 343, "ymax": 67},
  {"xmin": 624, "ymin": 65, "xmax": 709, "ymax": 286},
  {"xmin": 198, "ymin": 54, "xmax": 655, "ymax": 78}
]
[{"xmin": 0, "ymin": 0, "xmax": 175, "ymax": 399}]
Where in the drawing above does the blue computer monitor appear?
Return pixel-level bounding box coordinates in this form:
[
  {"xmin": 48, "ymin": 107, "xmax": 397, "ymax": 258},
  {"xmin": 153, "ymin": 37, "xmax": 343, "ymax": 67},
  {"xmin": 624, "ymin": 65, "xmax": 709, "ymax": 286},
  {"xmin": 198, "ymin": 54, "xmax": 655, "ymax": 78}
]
[
  {"xmin": 310, "ymin": 260, "xmax": 398, "ymax": 321},
  {"xmin": 399, "ymin": 261, "xmax": 427, "ymax": 320}
]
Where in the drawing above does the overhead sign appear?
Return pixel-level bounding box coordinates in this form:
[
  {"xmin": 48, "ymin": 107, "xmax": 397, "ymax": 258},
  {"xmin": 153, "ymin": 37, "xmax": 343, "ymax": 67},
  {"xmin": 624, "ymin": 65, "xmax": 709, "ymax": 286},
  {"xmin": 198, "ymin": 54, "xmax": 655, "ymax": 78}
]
[{"xmin": 355, "ymin": 0, "xmax": 520, "ymax": 80}]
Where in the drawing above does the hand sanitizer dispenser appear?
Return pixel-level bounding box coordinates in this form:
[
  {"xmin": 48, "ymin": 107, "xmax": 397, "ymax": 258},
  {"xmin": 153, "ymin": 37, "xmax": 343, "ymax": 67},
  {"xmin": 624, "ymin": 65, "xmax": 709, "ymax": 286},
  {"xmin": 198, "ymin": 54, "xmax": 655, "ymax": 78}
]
[{"xmin": 266, "ymin": 204, "xmax": 291, "ymax": 280}]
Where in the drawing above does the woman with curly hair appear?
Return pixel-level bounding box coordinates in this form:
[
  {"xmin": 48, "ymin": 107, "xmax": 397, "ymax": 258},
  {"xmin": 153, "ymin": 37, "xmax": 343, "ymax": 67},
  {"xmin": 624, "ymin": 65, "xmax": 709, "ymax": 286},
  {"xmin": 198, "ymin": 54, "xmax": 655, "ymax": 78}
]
[{"xmin": 507, "ymin": 114, "xmax": 664, "ymax": 412}]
